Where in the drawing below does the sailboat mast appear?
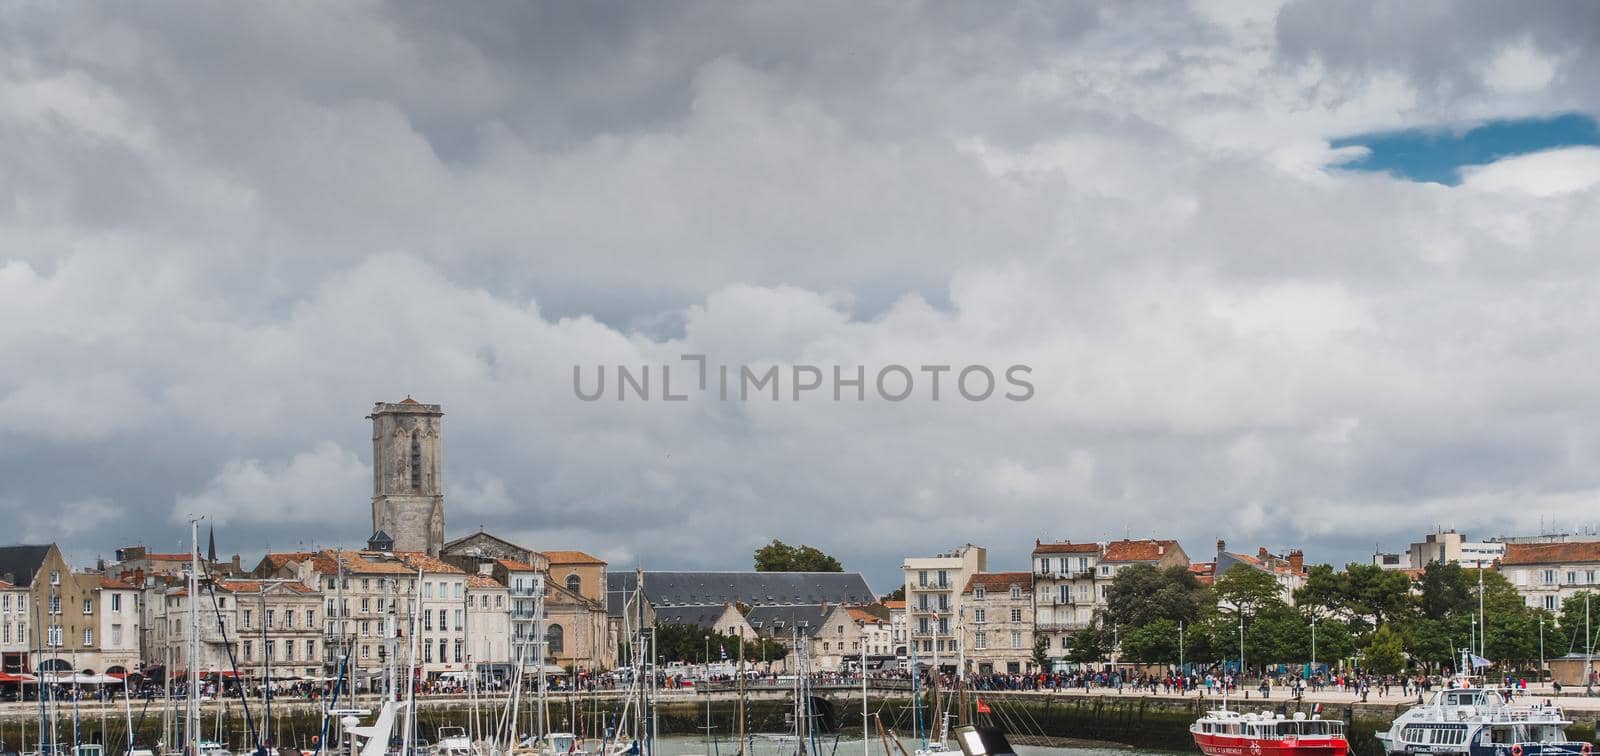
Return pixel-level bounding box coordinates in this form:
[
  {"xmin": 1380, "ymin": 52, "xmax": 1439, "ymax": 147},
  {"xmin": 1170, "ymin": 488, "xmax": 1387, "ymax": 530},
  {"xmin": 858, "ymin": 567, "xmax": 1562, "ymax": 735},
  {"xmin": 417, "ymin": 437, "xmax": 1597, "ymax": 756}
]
[
  {"xmin": 736, "ymin": 629, "xmax": 746, "ymax": 756},
  {"xmin": 189, "ymin": 518, "xmax": 201, "ymax": 756}
]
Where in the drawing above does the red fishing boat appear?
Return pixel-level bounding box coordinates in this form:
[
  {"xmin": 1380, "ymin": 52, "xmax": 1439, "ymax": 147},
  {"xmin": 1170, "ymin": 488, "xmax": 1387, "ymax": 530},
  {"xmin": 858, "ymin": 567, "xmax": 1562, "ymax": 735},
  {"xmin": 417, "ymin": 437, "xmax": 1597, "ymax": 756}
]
[{"xmin": 1190, "ymin": 709, "xmax": 1349, "ymax": 756}]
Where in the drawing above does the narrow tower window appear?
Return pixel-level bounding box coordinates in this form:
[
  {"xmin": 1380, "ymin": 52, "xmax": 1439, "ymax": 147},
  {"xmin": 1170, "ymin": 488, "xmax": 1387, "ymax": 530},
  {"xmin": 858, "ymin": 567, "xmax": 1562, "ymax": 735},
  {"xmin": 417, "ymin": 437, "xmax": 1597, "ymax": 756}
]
[{"xmin": 410, "ymin": 432, "xmax": 422, "ymax": 488}]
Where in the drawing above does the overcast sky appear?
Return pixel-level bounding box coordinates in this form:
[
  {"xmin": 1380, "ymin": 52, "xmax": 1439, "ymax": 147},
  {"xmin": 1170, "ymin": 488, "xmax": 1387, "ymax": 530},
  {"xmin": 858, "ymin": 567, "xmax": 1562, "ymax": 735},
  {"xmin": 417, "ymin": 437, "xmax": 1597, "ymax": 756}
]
[{"xmin": 4, "ymin": 2, "xmax": 1600, "ymax": 593}]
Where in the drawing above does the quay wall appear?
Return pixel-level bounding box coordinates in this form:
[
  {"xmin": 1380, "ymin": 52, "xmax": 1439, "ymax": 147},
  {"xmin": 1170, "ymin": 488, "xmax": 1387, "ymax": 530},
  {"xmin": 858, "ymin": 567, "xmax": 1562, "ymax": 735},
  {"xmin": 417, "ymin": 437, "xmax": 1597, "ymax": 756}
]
[{"xmin": 2, "ymin": 690, "xmax": 1595, "ymax": 755}]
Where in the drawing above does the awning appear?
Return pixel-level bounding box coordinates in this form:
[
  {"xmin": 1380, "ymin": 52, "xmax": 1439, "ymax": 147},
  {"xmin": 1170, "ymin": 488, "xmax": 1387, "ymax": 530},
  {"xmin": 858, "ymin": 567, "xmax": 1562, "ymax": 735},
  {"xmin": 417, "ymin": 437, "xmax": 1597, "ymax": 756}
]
[{"xmin": 0, "ymin": 672, "xmax": 36, "ymax": 683}]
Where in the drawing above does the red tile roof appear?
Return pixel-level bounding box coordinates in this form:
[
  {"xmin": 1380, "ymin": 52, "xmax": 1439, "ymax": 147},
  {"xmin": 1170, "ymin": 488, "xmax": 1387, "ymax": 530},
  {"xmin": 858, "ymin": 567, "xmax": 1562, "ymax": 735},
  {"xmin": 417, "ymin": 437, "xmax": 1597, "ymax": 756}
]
[
  {"xmin": 261, "ymin": 552, "xmax": 314, "ymax": 569},
  {"xmin": 1032, "ymin": 541, "xmax": 1101, "ymax": 555},
  {"xmin": 963, "ymin": 572, "xmax": 1034, "ymax": 593},
  {"xmin": 99, "ymin": 577, "xmax": 138, "ymax": 590},
  {"xmin": 1501, "ymin": 542, "xmax": 1600, "ymax": 566},
  {"xmin": 1102, "ymin": 539, "xmax": 1181, "ymax": 562},
  {"xmin": 396, "ymin": 552, "xmax": 465, "ymax": 574},
  {"xmin": 883, "ymin": 600, "xmax": 905, "ymax": 610},
  {"xmin": 467, "ymin": 574, "xmax": 505, "ymax": 589},
  {"xmin": 543, "ymin": 550, "xmax": 605, "ymax": 565},
  {"xmin": 140, "ymin": 553, "xmax": 191, "ymax": 562},
  {"xmin": 496, "ymin": 558, "xmax": 537, "ymax": 572}
]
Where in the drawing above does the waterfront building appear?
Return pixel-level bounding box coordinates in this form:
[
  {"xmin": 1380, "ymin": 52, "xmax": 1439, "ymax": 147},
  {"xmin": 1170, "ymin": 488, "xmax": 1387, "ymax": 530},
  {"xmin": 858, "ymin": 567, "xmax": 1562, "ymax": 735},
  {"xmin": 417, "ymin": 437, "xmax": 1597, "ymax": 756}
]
[
  {"xmin": 884, "ymin": 599, "xmax": 907, "ymax": 657},
  {"xmin": 1031, "ymin": 538, "xmax": 1188, "ymax": 670},
  {"xmin": 226, "ymin": 579, "xmax": 323, "ymax": 681},
  {"xmin": 1498, "ymin": 541, "xmax": 1600, "ymax": 612},
  {"xmin": 903, "ymin": 544, "xmax": 986, "ymax": 669},
  {"xmin": 464, "ymin": 574, "xmax": 512, "ymax": 680},
  {"xmin": 0, "ymin": 543, "xmax": 116, "ymax": 676},
  {"xmin": 0, "ymin": 580, "xmax": 29, "ymax": 675},
  {"xmin": 848, "ymin": 604, "xmax": 894, "ymax": 657},
  {"xmin": 83, "ymin": 575, "xmax": 141, "ymax": 677},
  {"xmin": 306, "ymin": 547, "xmax": 468, "ymax": 682},
  {"xmin": 1214, "ymin": 541, "xmax": 1306, "ymax": 604},
  {"xmin": 961, "ymin": 572, "xmax": 1035, "ymax": 676}
]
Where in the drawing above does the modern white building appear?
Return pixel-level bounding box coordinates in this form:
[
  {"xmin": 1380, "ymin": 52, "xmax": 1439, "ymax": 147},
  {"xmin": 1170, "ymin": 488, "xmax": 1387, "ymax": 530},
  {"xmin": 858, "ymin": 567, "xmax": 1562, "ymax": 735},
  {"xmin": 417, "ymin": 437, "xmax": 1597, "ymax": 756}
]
[{"xmin": 902, "ymin": 544, "xmax": 986, "ymax": 668}]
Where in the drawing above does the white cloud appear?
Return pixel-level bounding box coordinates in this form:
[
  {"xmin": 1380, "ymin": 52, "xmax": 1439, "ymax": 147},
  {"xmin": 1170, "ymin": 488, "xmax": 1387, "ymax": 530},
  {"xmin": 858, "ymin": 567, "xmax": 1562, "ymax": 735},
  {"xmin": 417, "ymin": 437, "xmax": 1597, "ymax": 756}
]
[
  {"xmin": 0, "ymin": 2, "xmax": 1598, "ymax": 586},
  {"xmin": 1460, "ymin": 147, "xmax": 1600, "ymax": 197}
]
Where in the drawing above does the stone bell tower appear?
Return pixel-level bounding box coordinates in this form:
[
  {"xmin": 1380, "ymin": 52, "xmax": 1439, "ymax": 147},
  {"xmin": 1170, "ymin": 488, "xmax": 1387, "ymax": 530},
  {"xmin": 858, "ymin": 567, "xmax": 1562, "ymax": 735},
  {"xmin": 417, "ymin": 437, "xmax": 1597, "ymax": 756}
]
[{"xmin": 368, "ymin": 397, "xmax": 445, "ymax": 556}]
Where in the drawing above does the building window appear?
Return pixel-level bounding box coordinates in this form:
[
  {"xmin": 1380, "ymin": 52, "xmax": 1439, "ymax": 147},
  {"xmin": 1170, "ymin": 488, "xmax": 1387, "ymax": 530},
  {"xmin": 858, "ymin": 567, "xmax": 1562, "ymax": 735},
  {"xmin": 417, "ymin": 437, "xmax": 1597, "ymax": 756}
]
[
  {"xmin": 83, "ymin": 599, "xmax": 92, "ymax": 614},
  {"xmin": 566, "ymin": 574, "xmax": 582, "ymax": 594},
  {"xmin": 410, "ymin": 433, "xmax": 422, "ymax": 488},
  {"xmin": 423, "ymin": 582, "xmax": 433, "ymax": 598},
  {"xmin": 266, "ymin": 609, "xmax": 275, "ymax": 628},
  {"xmin": 975, "ymin": 631, "xmax": 987, "ymax": 650},
  {"xmin": 1011, "ymin": 631, "xmax": 1022, "ymax": 649},
  {"xmin": 286, "ymin": 610, "xmax": 295, "ymax": 628},
  {"xmin": 1010, "ymin": 586, "xmax": 1022, "ymax": 600},
  {"xmin": 1039, "ymin": 558, "xmax": 1051, "ymax": 574},
  {"xmin": 266, "ymin": 640, "xmax": 275, "ymax": 660},
  {"xmin": 49, "ymin": 596, "xmax": 59, "ymax": 614},
  {"xmin": 1010, "ymin": 609, "xmax": 1023, "ymax": 623},
  {"xmin": 243, "ymin": 609, "xmax": 252, "ymax": 627},
  {"xmin": 111, "ymin": 624, "xmax": 122, "ymax": 646},
  {"xmin": 111, "ymin": 594, "xmax": 122, "ymax": 612},
  {"xmin": 307, "ymin": 609, "xmax": 316, "ymax": 627},
  {"xmin": 974, "ymin": 587, "xmax": 985, "ymax": 600},
  {"xmin": 244, "ymin": 640, "xmax": 253, "ymax": 660},
  {"xmin": 424, "ymin": 640, "xmax": 433, "ymax": 662},
  {"xmin": 83, "ymin": 628, "xmax": 93, "ymax": 646},
  {"xmin": 547, "ymin": 624, "xmax": 564, "ymax": 654},
  {"xmin": 973, "ymin": 609, "xmax": 986, "ymax": 624},
  {"xmin": 48, "ymin": 625, "xmax": 62, "ymax": 647},
  {"xmin": 50, "ymin": 571, "xmax": 60, "ymax": 586},
  {"xmin": 362, "ymin": 598, "xmax": 370, "ymax": 612},
  {"xmin": 454, "ymin": 609, "xmax": 463, "ymax": 631},
  {"xmin": 307, "ymin": 640, "xmax": 316, "ymax": 659}
]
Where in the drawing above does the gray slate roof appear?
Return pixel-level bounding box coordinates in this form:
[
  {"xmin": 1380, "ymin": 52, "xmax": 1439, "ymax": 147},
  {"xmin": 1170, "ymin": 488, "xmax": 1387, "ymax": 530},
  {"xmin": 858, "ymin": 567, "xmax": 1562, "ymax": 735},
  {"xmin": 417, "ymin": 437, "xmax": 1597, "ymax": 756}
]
[
  {"xmin": 606, "ymin": 570, "xmax": 874, "ymax": 618},
  {"xmin": 0, "ymin": 545, "xmax": 53, "ymax": 587}
]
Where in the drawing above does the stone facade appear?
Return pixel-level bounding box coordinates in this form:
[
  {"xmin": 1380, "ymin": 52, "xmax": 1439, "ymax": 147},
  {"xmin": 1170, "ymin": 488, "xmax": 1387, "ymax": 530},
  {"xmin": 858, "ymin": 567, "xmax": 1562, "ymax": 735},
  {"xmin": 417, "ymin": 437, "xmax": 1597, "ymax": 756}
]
[
  {"xmin": 963, "ymin": 572, "xmax": 1035, "ymax": 675},
  {"xmin": 369, "ymin": 399, "xmax": 446, "ymax": 556}
]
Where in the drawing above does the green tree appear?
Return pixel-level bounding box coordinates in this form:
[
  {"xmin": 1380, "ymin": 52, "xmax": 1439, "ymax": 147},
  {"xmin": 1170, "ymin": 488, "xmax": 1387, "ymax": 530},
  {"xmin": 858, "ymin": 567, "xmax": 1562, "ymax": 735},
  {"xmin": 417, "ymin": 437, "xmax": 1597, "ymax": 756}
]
[
  {"xmin": 1067, "ymin": 621, "xmax": 1112, "ymax": 664},
  {"xmin": 1120, "ymin": 618, "xmax": 1181, "ymax": 664},
  {"xmin": 1214, "ymin": 564, "xmax": 1287, "ymax": 623},
  {"xmin": 1031, "ymin": 636, "xmax": 1052, "ymax": 671},
  {"xmin": 1399, "ymin": 616, "xmax": 1460, "ymax": 670},
  {"xmin": 1104, "ymin": 564, "xmax": 1207, "ymax": 628},
  {"xmin": 753, "ymin": 540, "xmax": 843, "ymax": 572},
  {"xmin": 1363, "ymin": 624, "xmax": 1407, "ymax": 675},
  {"xmin": 1342, "ymin": 564, "xmax": 1416, "ymax": 631},
  {"xmin": 882, "ymin": 586, "xmax": 906, "ymax": 602},
  {"xmin": 1309, "ymin": 613, "xmax": 1357, "ymax": 666},
  {"xmin": 1247, "ymin": 604, "xmax": 1309, "ymax": 665},
  {"xmin": 1294, "ymin": 564, "xmax": 1347, "ymax": 618},
  {"xmin": 1419, "ymin": 562, "xmax": 1476, "ymax": 620}
]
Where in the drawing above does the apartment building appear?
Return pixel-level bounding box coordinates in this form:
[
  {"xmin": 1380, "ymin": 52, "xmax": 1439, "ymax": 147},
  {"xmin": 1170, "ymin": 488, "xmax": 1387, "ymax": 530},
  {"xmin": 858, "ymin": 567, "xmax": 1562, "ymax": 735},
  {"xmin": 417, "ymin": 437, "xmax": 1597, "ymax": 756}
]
[
  {"xmin": 0, "ymin": 580, "xmax": 31, "ymax": 674},
  {"xmin": 465, "ymin": 574, "xmax": 512, "ymax": 678},
  {"xmin": 884, "ymin": 600, "xmax": 907, "ymax": 657},
  {"xmin": 962, "ymin": 572, "xmax": 1034, "ymax": 676},
  {"xmin": 308, "ymin": 548, "xmax": 469, "ymax": 681},
  {"xmin": 229, "ymin": 579, "xmax": 323, "ymax": 680},
  {"xmin": 849, "ymin": 605, "xmax": 894, "ymax": 657},
  {"xmin": 903, "ymin": 545, "xmax": 986, "ymax": 667},
  {"xmin": 1031, "ymin": 539, "xmax": 1188, "ymax": 669},
  {"xmin": 1499, "ymin": 542, "xmax": 1600, "ymax": 612},
  {"xmin": 1214, "ymin": 541, "xmax": 1306, "ymax": 604},
  {"xmin": 1031, "ymin": 541, "xmax": 1101, "ymax": 666}
]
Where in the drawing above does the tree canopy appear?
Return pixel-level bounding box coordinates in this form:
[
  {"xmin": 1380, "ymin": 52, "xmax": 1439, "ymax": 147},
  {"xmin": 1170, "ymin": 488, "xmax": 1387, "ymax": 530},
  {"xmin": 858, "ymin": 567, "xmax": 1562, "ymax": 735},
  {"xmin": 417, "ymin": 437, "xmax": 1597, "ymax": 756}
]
[{"xmin": 753, "ymin": 539, "xmax": 844, "ymax": 572}]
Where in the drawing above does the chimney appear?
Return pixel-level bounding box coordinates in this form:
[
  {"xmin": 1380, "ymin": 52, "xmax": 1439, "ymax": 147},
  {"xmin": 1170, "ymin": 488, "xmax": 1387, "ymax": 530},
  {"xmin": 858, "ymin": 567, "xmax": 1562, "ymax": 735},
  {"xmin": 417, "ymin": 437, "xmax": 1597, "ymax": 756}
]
[
  {"xmin": 1216, "ymin": 539, "xmax": 1226, "ymax": 554},
  {"xmin": 1289, "ymin": 550, "xmax": 1304, "ymax": 572},
  {"xmin": 1258, "ymin": 547, "xmax": 1270, "ymax": 561}
]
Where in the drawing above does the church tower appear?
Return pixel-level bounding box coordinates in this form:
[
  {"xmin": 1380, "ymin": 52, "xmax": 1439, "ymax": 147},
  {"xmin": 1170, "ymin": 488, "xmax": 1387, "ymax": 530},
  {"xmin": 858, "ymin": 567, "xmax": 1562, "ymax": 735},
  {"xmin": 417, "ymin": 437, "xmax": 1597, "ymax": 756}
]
[{"xmin": 368, "ymin": 397, "xmax": 446, "ymax": 556}]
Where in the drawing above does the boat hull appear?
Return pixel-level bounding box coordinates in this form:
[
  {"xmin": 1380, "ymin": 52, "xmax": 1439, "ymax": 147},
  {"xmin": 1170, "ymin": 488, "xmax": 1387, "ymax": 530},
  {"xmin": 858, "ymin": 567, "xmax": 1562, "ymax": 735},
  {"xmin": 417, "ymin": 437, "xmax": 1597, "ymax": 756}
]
[{"xmin": 1192, "ymin": 732, "xmax": 1349, "ymax": 756}]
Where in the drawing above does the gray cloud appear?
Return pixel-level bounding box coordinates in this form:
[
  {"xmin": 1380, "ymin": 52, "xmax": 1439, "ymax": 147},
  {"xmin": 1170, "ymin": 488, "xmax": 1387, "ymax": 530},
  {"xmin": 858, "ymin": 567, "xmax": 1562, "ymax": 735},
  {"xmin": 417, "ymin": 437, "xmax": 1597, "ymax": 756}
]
[{"xmin": 2, "ymin": 2, "xmax": 1599, "ymax": 591}]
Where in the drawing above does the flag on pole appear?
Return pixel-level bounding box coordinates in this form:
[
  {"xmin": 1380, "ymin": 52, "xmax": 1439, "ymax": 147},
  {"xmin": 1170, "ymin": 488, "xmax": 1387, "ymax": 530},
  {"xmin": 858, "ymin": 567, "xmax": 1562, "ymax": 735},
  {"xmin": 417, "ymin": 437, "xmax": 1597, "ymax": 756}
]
[
  {"xmin": 720, "ymin": 645, "xmax": 728, "ymax": 661},
  {"xmin": 1312, "ymin": 703, "xmax": 1322, "ymax": 715},
  {"xmin": 976, "ymin": 698, "xmax": 991, "ymax": 714},
  {"xmin": 1469, "ymin": 653, "xmax": 1492, "ymax": 669}
]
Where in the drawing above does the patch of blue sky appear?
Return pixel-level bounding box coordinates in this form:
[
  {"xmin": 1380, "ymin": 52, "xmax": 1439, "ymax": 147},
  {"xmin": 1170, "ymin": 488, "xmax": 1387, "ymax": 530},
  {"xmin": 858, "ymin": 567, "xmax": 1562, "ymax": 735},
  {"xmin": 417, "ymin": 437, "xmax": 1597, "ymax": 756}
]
[{"xmin": 1331, "ymin": 113, "xmax": 1600, "ymax": 185}]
